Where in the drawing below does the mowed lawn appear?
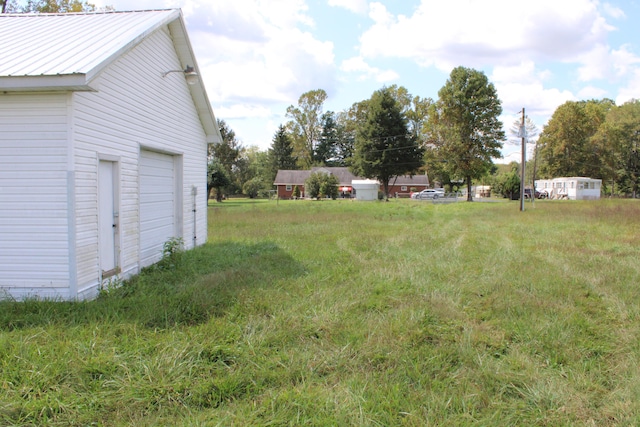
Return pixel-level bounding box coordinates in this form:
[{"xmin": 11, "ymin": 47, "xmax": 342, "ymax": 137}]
[{"xmin": 1, "ymin": 198, "xmax": 640, "ymax": 426}]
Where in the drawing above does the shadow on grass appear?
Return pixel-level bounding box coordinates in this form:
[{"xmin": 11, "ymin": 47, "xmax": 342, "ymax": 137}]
[{"xmin": 0, "ymin": 241, "xmax": 303, "ymax": 331}]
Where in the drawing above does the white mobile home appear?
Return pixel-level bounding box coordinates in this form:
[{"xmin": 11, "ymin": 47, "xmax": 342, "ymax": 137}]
[
  {"xmin": 535, "ymin": 177, "xmax": 602, "ymax": 200},
  {"xmin": 0, "ymin": 10, "xmax": 221, "ymax": 300}
]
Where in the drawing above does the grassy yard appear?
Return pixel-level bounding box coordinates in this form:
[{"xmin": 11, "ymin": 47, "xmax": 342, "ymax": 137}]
[{"xmin": 1, "ymin": 198, "xmax": 640, "ymax": 426}]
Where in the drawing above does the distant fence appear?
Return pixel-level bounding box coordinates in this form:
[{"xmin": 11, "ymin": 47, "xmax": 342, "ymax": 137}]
[{"xmin": 432, "ymin": 192, "xmax": 462, "ymax": 203}]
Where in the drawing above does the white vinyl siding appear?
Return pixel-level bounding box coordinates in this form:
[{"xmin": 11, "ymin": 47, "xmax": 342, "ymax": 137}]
[
  {"xmin": 0, "ymin": 93, "xmax": 70, "ymax": 289},
  {"xmin": 72, "ymin": 26, "xmax": 207, "ymax": 289},
  {"xmin": 0, "ymin": 19, "xmax": 210, "ymax": 300}
]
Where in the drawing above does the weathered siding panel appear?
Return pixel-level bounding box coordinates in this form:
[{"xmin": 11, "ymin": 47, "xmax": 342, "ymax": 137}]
[
  {"xmin": 72, "ymin": 26, "xmax": 208, "ymax": 294},
  {"xmin": 0, "ymin": 93, "xmax": 70, "ymax": 292}
]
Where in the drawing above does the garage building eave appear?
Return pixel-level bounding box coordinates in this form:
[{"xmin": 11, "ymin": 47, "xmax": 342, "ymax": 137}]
[{"xmin": 0, "ymin": 74, "xmax": 95, "ymax": 92}]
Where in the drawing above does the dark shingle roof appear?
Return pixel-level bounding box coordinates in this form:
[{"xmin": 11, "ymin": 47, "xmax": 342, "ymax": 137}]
[{"xmin": 274, "ymin": 167, "xmax": 429, "ymax": 187}]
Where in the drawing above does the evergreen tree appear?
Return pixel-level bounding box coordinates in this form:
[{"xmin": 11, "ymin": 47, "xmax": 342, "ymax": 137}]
[
  {"xmin": 315, "ymin": 111, "xmax": 339, "ymax": 165},
  {"xmin": 268, "ymin": 124, "xmax": 297, "ymax": 181},
  {"xmin": 350, "ymin": 87, "xmax": 424, "ymax": 200}
]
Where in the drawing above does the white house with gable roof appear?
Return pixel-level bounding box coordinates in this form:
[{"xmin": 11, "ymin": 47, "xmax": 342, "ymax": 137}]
[{"xmin": 0, "ymin": 10, "xmax": 221, "ymax": 300}]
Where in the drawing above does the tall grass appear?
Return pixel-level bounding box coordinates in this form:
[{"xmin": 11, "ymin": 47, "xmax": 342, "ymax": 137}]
[{"xmin": 1, "ymin": 198, "xmax": 639, "ymax": 426}]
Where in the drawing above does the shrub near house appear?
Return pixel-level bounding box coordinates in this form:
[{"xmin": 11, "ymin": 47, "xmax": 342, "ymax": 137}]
[{"xmin": 305, "ymin": 172, "xmax": 339, "ymax": 199}]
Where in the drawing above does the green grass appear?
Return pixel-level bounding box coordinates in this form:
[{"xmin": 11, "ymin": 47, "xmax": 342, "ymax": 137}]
[{"xmin": 2, "ymin": 198, "xmax": 640, "ymax": 426}]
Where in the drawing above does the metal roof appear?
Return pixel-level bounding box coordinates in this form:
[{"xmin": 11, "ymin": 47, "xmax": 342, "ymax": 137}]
[
  {"xmin": 0, "ymin": 10, "xmax": 221, "ymax": 143},
  {"xmin": 0, "ymin": 10, "xmax": 178, "ymax": 79}
]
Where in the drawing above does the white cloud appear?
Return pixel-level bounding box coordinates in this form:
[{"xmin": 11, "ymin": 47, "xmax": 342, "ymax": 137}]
[
  {"xmin": 214, "ymin": 104, "xmax": 273, "ymax": 119},
  {"xmin": 369, "ymin": 2, "xmax": 394, "ymax": 25},
  {"xmin": 576, "ymin": 44, "xmax": 611, "ymax": 81},
  {"xmin": 358, "ymin": 0, "xmax": 612, "ymax": 70},
  {"xmin": 578, "ymin": 86, "xmax": 609, "ymax": 99},
  {"xmin": 603, "ymin": 2, "xmax": 626, "ymax": 19},
  {"xmin": 491, "ymin": 62, "xmax": 575, "ymax": 117},
  {"xmin": 174, "ymin": 1, "xmax": 336, "ymax": 109},
  {"xmin": 611, "ymin": 45, "xmax": 640, "ymax": 78},
  {"xmin": 340, "ymin": 56, "xmax": 399, "ymax": 82},
  {"xmin": 328, "ymin": 0, "xmax": 369, "ymax": 14},
  {"xmin": 616, "ymin": 69, "xmax": 640, "ymax": 105}
]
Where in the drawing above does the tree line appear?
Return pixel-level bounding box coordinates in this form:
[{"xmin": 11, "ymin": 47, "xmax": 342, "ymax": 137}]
[
  {"xmin": 536, "ymin": 99, "xmax": 640, "ymax": 197},
  {"xmin": 1, "ymin": 0, "xmax": 109, "ymax": 13},
  {"xmin": 209, "ymin": 66, "xmax": 506, "ymax": 202}
]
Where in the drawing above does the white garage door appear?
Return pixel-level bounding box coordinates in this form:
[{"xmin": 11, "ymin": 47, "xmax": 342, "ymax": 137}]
[{"xmin": 140, "ymin": 150, "xmax": 175, "ymax": 267}]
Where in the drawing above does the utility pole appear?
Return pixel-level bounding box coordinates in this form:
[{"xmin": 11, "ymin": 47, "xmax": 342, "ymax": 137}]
[{"xmin": 520, "ymin": 108, "xmax": 526, "ymax": 212}]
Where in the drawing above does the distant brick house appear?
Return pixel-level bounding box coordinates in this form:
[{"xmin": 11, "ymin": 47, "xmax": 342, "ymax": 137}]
[{"xmin": 273, "ymin": 167, "xmax": 429, "ymax": 199}]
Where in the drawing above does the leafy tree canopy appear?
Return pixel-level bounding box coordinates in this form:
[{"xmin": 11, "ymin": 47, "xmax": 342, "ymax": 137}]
[
  {"xmin": 537, "ymin": 99, "xmax": 614, "ymax": 179},
  {"xmin": 208, "ymin": 160, "xmax": 231, "ymax": 202},
  {"xmin": 286, "ymin": 89, "xmax": 327, "ymax": 168},
  {"xmin": 4, "ymin": 0, "xmax": 105, "ymax": 13},
  {"xmin": 426, "ymin": 66, "xmax": 505, "ymax": 201},
  {"xmin": 590, "ymin": 99, "xmax": 640, "ymax": 196}
]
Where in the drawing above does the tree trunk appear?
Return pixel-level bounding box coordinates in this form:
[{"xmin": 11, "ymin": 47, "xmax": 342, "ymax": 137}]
[{"xmin": 466, "ymin": 176, "xmax": 473, "ymax": 202}]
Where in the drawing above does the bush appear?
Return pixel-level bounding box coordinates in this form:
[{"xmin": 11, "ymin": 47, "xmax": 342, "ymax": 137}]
[
  {"xmin": 242, "ymin": 178, "xmax": 264, "ymax": 199},
  {"xmin": 305, "ymin": 172, "xmax": 339, "ymax": 200}
]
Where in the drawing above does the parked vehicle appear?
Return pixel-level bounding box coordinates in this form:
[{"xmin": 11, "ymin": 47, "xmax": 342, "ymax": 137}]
[
  {"xmin": 523, "ymin": 188, "xmax": 548, "ymax": 199},
  {"xmin": 415, "ymin": 189, "xmax": 445, "ymax": 200}
]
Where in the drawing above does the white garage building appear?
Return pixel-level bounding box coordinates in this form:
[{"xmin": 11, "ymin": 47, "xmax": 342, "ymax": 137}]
[{"xmin": 0, "ymin": 10, "xmax": 221, "ymax": 300}]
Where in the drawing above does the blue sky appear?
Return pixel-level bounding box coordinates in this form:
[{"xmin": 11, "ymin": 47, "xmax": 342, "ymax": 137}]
[{"xmin": 92, "ymin": 0, "xmax": 640, "ymax": 162}]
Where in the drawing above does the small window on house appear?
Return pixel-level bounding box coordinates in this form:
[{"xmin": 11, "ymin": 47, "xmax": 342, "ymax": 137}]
[
  {"xmin": 401, "ymin": 186, "xmax": 407, "ymax": 191},
  {"xmin": 286, "ymin": 185, "xmax": 292, "ymax": 191}
]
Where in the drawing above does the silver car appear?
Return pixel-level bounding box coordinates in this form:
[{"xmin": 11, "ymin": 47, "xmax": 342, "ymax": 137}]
[{"xmin": 416, "ymin": 189, "xmax": 445, "ymax": 199}]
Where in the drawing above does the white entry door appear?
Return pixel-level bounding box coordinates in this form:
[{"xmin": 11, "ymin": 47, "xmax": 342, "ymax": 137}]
[
  {"xmin": 140, "ymin": 150, "xmax": 176, "ymax": 267},
  {"xmin": 98, "ymin": 160, "xmax": 118, "ymax": 275}
]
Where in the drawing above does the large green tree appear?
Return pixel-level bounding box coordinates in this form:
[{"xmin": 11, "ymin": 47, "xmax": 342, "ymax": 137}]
[
  {"xmin": 427, "ymin": 66, "xmax": 505, "ymax": 201},
  {"xmin": 591, "ymin": 99, "xmax": 640, "ymax": 196},
  {"xmin": 209, "ymin": 119, "xmax": 243, "ymax": 194},
  {"xmin": 285, "ymin": 89, "xmax": 327, "ymax": 168},
  {"xmin": 350, "ymin": 87, "xmax": 425, "ymax": 200},
  {"xmin": 537, "ymin": 99, "xmax": 614, "ymax": 179}
]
